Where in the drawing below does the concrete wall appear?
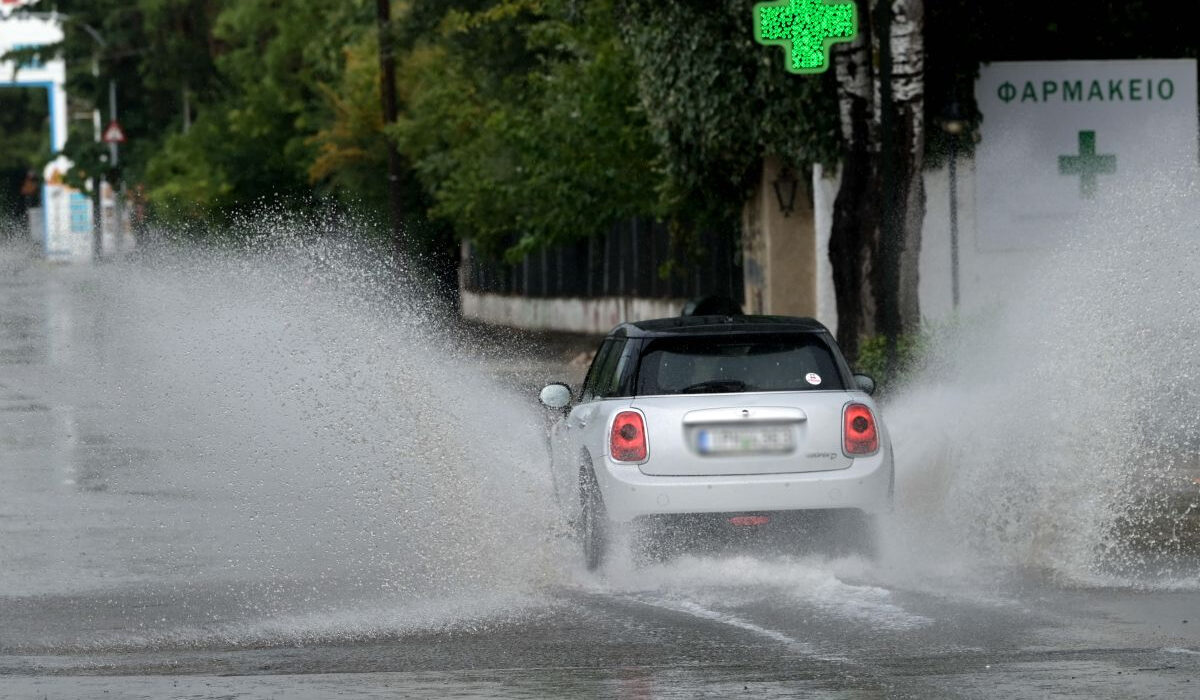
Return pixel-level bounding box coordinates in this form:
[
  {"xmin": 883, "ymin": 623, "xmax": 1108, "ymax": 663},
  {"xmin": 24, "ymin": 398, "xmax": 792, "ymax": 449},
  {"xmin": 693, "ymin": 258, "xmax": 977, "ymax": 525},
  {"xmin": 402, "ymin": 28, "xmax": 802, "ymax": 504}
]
[
  {"xmin": 459, "ymin": 156, "xmax": 1046, "ymax": 337},
  {"xmin": 742, "ymin": 157, "xmax": 820, "ymax": 317},
  {"xmin": 460, "ymin": 290, "xmax": 686, "ymax": 335},
  {"xmin": 918, "ymin": 156, "xmax": 1047, "ymax": 321}
]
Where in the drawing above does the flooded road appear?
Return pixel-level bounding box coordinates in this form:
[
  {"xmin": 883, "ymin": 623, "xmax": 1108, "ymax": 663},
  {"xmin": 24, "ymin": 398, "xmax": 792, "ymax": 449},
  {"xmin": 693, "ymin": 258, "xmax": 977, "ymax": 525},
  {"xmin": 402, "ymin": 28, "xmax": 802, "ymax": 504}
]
[{"xmin": 1, "ymin": 238, "xmax": 1198, "ymax": 699}]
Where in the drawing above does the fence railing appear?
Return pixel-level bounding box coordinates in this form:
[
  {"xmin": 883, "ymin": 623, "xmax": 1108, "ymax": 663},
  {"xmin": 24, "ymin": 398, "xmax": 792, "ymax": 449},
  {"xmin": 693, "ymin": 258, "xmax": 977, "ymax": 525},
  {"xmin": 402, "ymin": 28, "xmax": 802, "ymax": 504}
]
[{"xmin": 462, "ymin": 218, "xmax": 743, "ymax": 303}]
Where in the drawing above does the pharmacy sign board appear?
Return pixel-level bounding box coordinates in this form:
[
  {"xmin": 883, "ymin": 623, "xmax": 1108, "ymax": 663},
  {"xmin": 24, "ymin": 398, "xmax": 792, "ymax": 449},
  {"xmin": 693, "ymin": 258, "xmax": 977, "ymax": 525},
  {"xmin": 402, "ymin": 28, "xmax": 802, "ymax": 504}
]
[{"xmin": 975, "ymin": 60, "xmax": 1198, "ymax": 250}]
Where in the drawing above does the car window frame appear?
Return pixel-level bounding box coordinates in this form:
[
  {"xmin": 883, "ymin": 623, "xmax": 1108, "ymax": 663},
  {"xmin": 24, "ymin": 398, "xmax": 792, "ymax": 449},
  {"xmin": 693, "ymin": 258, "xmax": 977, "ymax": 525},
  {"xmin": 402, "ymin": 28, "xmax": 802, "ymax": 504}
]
[
  {"xmin": 591, "ymin": 337, "xmax": 629, "ymax": 399},
  {"xmin": 580, "ymin": 339, "xmax": 615, "ymax": 402},
  {"xmin": 819, "ymin": 331, "xmax": 858, "ymax": 388}
]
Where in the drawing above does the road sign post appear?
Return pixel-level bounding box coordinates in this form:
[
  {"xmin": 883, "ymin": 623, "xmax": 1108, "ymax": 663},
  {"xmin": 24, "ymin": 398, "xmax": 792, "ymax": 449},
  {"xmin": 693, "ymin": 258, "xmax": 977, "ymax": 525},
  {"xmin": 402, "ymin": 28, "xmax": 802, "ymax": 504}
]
[
  {"xmin": 102, "ymin": 120, "xmax": 125, "ymax": 145},
  {"xmin": 102, "ymin": 103, "xmax": 126, "ymax": 256}
]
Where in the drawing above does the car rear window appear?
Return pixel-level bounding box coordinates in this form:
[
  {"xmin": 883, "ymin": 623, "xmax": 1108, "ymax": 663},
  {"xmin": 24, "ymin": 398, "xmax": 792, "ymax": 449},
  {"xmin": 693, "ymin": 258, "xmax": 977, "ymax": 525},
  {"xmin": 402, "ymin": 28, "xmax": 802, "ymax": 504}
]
[{"xmin": 634, "ymin": 334, "xmax": 844, "ymax": 395}]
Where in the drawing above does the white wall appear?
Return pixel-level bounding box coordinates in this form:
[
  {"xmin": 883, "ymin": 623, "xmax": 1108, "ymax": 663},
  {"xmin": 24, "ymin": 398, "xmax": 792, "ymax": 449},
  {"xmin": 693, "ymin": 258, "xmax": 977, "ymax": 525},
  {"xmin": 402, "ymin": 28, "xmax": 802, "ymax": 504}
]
[
  {"xmin": 918, "ymin": 156, "xmax": 1052, "ymax": 323},
  {"xmin": 461, "ymin": 291, "xmax": 686, "ymax": 335},
  {"xmin": 813, "ymin": 159, "xmax": 1051, "ymax": 334}
]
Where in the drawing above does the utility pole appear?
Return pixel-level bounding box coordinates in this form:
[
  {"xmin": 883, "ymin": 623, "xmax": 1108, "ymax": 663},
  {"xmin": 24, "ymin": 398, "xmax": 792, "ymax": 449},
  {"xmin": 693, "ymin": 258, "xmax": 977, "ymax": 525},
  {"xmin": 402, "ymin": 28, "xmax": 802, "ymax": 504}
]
[
  {"xmin": 91, "ymin": 53, "xmax": 103, "ymax": 260},
  {"xmin": 375, "ymin": 0, "xmax": 405, "ymax": 257},
  {"xmin": 941, "ymin": 100, "xmax": 966, "ymax": 311},
  {"xmin": 106, "ymin": 77, "xmax": 123, "ymax": 255}
]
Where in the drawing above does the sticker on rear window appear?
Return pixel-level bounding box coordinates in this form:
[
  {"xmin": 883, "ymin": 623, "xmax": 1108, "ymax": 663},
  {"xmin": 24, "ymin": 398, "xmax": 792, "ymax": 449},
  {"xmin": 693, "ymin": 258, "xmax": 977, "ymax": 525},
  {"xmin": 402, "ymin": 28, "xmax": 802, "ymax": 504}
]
[{"xmin": 805, "ymin": 372, "xmax": 822, "ymax": 386}]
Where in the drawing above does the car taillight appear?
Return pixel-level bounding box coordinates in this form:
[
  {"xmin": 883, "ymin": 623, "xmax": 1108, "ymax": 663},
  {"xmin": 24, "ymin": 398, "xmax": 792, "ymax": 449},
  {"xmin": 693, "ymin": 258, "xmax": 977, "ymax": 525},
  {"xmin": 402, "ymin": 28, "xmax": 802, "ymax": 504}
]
[
  {"xmin": 843, "ymin": 403, "xmax": 879, "ymax": 456},
  {"xmin": 728, "ymin": 515, "xmax": 770, "ymax": 527},
  {"xmin": 610, "ymin": 410, "xmax": 647, "ymax": 462}
]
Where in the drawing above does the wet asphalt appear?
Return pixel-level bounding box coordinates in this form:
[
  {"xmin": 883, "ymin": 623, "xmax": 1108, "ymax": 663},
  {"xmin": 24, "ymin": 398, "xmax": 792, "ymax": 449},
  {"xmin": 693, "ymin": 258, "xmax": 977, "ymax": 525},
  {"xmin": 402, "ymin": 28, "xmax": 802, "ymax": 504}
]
[{"xmin": 1, "ymin": 244, "xmax": 1199, "ymax": 699}]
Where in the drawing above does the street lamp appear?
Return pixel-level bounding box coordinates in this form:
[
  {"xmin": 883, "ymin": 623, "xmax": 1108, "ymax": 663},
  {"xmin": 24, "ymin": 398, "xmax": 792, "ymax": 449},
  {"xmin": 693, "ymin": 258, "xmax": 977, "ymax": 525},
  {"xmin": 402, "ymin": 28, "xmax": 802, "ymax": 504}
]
[
  {"xmin": 772, "ymin": 165, "xmax": 798, "ymax": 217},
  {"xmin": 939, "ymin": 100, "xmax": 968, "ymax": 310},
  {"xmin": 70, "ymin": 16, "xmax": 121, "ymax": 259}
]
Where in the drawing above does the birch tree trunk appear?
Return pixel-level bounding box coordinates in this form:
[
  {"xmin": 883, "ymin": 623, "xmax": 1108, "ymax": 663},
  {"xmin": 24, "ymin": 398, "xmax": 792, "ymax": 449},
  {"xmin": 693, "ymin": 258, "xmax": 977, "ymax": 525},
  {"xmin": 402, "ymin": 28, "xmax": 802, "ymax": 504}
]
[
  {"xmin": 827, "ymin": 0, "xmax": 925, "ymax": 362},
  {"xmin": 888, "ymin": 0, "xmax": 926, "ymax": 335},
  {"xmin": 828, "ymin": 0, "xmax": 877, "ymax": 361}
]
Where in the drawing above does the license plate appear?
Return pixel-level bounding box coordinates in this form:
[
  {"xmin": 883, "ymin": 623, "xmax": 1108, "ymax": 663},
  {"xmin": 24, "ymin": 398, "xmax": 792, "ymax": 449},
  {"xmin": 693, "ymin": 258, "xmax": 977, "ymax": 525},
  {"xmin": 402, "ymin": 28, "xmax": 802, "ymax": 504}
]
[{"xmin": 696, "ymin": 426, "xmax": 794, "ymax": 455}]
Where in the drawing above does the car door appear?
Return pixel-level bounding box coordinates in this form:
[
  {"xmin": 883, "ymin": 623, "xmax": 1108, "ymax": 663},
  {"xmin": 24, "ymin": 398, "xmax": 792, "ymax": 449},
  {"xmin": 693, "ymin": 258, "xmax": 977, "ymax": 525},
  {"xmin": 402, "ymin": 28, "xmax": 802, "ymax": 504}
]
[
  {"xmin": 548, "ymin": 338, "xmax": 616, "ymax": 510},
  {"xmin": 550, "ymin": 338, "xmax": 634, "ymax": 505}
]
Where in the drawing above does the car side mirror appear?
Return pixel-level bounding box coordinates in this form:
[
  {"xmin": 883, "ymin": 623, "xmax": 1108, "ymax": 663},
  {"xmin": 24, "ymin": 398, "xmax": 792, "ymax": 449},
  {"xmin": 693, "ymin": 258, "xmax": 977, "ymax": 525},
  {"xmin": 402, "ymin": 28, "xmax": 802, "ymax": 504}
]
[
  {"xmin": 853, "ymin": 373, "xmax": 876, "ymax": 395},
  {"xmin": 539, "ymin": 382, "xmax": 572, "ymax": 409}
]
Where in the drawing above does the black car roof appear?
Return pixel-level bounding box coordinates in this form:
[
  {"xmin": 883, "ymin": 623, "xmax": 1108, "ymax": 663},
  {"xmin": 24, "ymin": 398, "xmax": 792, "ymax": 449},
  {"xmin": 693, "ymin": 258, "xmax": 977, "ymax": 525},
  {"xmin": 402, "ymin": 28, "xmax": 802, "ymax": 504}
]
[{"xmin": 610, "ymin": 315, "xmax": 831, "ymax": 338}]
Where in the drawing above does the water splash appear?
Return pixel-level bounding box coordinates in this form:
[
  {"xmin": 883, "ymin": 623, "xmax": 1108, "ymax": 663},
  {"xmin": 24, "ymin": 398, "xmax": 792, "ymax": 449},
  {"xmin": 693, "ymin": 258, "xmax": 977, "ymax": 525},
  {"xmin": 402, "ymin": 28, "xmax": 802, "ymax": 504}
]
[
  {"xmin": 885, "ymin": 180, "xmax": 1200, "ymax": 588},
  {"xmin": 0, "ymin": 210, "xmax": 570, "ymax": 648},
  {"xmin": 601, "ymin": 554, "xmax": 930, "ymax": 632}
]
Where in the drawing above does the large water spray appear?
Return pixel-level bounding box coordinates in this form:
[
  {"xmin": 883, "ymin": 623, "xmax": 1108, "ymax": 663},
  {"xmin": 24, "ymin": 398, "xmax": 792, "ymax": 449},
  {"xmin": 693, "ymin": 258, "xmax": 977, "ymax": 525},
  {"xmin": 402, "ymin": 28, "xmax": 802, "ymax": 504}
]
[
  {"xmin": 0, "ymin": 213, "xmax": 571, "ymax": 649},
  {"xmin": 887, "ymin": 181, "xmax": 1200, "ymax": 588}
]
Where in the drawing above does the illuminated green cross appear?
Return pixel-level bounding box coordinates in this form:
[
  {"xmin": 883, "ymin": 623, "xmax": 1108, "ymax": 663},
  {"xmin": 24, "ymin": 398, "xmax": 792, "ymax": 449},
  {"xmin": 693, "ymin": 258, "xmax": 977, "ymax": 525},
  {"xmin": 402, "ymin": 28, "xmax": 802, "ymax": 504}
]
[
  {"xmin": 754, "ymin": 0, "xmax": 858, "ymax": 74},
  {"xmin": 1058, "ymin": 130, "xmax": 1116, "ymax": 199}
]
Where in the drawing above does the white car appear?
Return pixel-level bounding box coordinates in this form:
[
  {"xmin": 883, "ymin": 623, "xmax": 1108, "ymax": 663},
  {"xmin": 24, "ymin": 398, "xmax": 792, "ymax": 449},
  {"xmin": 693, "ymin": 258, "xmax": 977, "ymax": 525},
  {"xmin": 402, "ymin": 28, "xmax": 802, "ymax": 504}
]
[{"xmin": 539, "ymin": 315, "xmax": 894, "ymax": 568}]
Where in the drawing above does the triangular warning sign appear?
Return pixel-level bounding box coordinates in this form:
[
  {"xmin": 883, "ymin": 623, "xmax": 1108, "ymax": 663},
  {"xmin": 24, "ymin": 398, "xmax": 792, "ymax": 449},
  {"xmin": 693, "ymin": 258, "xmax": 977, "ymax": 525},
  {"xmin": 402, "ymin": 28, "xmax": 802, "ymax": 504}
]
[{"xmin": 102, "ymin": 121, "xmax": 127, "ymax": 144}]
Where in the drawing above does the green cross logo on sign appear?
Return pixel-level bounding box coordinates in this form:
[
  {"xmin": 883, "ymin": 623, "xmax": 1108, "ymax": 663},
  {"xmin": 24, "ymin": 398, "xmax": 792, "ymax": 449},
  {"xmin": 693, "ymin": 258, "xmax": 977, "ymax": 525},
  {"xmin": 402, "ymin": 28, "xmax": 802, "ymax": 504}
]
[
  {"xmin": 1058, "ymin": 130, "xmax": 1116, "ymax": 199},
  {"xmin": 754, "ymin": 0, "xmax": 857, "ymax": 75}
]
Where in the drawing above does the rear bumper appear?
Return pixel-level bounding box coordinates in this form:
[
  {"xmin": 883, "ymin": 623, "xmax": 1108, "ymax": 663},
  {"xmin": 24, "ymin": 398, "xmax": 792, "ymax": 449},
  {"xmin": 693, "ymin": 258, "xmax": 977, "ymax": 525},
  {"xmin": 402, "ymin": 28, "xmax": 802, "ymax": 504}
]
[{"xmin": 595, "ymin": 451, "xmax": 893, "ymax": 523}]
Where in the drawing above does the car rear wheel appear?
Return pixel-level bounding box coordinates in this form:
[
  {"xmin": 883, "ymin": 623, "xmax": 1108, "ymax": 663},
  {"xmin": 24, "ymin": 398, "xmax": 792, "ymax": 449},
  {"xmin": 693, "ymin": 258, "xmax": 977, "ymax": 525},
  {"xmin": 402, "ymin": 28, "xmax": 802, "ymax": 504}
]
[{"xmin": 578, "ymin": 463, "xmax": 608, "ymax": 571}]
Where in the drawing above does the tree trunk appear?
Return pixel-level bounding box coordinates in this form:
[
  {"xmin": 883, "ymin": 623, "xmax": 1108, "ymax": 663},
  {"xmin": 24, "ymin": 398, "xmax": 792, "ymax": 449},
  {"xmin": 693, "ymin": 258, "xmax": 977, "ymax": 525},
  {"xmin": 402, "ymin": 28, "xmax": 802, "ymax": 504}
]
[
  {"xmin": 376, "ymin": 0, "xmax": 405, "ymax": 257},
  {"xmin": 890, "ymin": 0, "xmax": 926, "ymax": 334},
  {"xmin": 827, "ymin": 0, "xmax": 924, "ymax": 363},
  {"xmin": 829, "ymin": 0, "xmax": 876, "ymax": 361}
]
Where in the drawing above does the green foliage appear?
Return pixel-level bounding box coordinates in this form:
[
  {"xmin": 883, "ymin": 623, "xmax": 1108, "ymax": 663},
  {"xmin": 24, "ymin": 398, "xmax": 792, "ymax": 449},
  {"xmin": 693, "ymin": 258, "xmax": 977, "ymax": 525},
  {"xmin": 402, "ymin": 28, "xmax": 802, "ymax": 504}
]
[
  {"xmin": 143, "ymin": 0, "xmax": 371, "ymax": 222},
  {"xmin": 31, "ymin": 0, "xmax": 225, "ymax": 188},
  {"xmin": 142, "ymin": 112, "xmax": 238, "ymax": 219},
  {"xmin": 0, "ymin": 0, "xmax": 833, "ymax": 256},
  {"xmin": 0, "ymin": 88, "xmax": 51, "ymax": 218},
  {"xmin": 24, "ymin": 0, "xmax": 1190, "ymax": 268},
  {"xmin": 390, "ymin": 0, "xmax": 660, "ymax": 259},
  {"xmin": 853, "ymin": 314, "xmax": 979, "ymax": 394},
  {"xmin": 307, "ymin": 37, "xmax": 391, "ymax": 218},
  {"xmin": 58, "ymin": 139, "xmax": 110, "ymax": 195},
  {"xmin": 617, "ymin": 0, "xmax": 842, "ymax": 232},
  {"xmin": 0, "ymin": 88, "xmax": 50, "ymax": 171},
  {"xmin": 853, "ymin": 332, "xmax": 928, "ymax": 395}
]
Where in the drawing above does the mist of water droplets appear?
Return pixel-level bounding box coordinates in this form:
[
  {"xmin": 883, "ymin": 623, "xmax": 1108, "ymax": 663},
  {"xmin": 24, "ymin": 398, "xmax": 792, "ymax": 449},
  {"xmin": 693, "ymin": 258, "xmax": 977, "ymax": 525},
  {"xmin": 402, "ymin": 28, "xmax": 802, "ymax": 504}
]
[
  {"xmin": 2, "ymin": 209, "xmax": 571, "ymax": 647},
  {"xmin": 886, "ymin": 178, "xmax": 1200, "ymax": 588}
]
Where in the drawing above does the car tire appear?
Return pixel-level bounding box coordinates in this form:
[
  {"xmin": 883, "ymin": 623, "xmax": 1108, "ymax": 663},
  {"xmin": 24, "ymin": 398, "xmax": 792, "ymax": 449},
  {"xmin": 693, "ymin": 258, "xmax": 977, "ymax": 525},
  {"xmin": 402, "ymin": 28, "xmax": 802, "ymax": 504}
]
[{"xmin": 578, "ymin": 462, "xmax": 608, "ymax": 571}]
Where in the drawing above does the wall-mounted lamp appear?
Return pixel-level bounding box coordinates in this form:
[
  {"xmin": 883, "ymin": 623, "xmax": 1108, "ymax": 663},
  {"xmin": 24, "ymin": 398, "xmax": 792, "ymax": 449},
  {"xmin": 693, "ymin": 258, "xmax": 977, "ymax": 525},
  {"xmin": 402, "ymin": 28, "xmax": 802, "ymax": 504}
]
[
  {"xmin": 772, "ymin": 165, "xmax": 798, "ymax": 217},
  {"xmin": 939, "ymin": 99, "xmax": 968, "ymax": 137}
]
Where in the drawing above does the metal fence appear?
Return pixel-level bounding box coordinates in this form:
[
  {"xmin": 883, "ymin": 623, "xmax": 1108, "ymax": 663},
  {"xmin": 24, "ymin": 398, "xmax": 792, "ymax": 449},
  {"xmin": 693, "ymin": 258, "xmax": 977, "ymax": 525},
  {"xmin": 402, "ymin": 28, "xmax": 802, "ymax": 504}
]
[{"xmin": 461, "ymin": 218, "xmax": 743, "ymax": 302}]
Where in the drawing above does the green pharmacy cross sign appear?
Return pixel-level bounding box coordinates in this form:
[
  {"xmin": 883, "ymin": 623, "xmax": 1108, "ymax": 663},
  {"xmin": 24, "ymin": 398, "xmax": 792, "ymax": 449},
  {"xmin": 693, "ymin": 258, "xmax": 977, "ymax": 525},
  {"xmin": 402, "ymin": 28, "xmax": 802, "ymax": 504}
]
[
  {"xmin": 1058, "ymin": 130, "xmax": 1116, "ymax": 199},
  {"xmin": 754, "ymin": 0, "xmax": 858, "ymax": 74}
]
